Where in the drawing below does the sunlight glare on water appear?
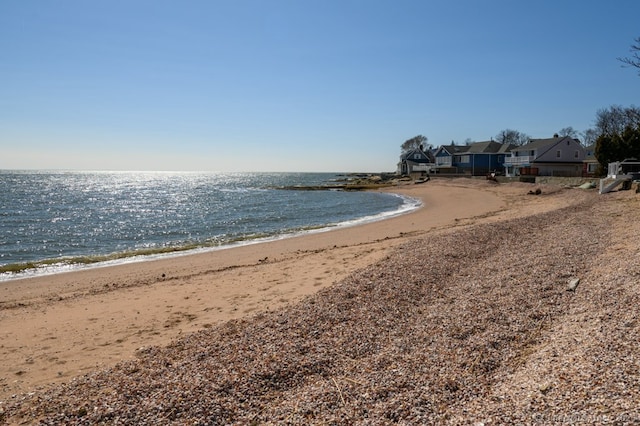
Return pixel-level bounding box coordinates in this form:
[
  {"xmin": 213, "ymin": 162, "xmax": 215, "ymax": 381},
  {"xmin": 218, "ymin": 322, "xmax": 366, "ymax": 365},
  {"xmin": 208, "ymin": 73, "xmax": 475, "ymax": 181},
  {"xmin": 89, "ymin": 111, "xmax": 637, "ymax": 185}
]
[{"xmin": 0, "ymin": 171, "xmax": 418, "ymax": 279}]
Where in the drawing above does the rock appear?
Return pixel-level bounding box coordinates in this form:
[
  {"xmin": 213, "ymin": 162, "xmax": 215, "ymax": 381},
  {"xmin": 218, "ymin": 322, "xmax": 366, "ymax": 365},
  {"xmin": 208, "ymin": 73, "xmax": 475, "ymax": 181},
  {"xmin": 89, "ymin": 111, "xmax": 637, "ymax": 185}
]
[
  {"xmin": 578, "ymin": 182, "xmax": 596, "ymax": 189},
  {"xmin": 567, "ymin": 278, "xmax": 580, "ymax": 292}
]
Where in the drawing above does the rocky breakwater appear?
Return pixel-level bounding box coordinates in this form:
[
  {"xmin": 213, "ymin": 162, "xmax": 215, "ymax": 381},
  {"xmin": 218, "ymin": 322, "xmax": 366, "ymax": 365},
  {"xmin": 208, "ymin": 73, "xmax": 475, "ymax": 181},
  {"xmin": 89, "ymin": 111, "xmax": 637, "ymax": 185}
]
[{"xmin": 275, "ymin": 173, "xmax": 403, "ymax": 191}]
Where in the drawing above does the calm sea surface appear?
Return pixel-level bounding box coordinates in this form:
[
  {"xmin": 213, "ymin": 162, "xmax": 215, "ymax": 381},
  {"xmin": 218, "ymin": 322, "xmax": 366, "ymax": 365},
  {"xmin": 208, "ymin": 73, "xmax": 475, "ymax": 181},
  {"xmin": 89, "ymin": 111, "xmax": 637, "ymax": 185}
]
[{"xmin": 0, "ymin": 171, "xmax": 419, "ymax": 280}]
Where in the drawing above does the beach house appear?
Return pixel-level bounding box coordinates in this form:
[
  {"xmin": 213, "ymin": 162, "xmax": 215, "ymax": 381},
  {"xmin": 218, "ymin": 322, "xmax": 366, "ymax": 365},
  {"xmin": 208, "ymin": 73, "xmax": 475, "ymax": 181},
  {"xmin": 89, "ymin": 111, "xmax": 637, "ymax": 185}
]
[
  {"xmin": 433, "ymin": 144, "xmax": 465, "ymax": 174},
  {"xmin": 504, "ymin": 135, "xmax": 586, "ymax": 177},
  {"xmin": 397, "ymin": 147, "xmax": 435, "ymax": 177},
  {"xmin": 434, "ymin": 141, "xmax": 514, "ymax": 176}
]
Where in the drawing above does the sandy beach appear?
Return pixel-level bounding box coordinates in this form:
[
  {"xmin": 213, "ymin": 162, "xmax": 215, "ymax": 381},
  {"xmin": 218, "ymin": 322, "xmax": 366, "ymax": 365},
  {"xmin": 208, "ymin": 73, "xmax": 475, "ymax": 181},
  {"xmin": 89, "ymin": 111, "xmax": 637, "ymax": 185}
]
[
  {"xmin": 0, "ymin": 179, "xmax": 508, "ymax": 399},
  {"xmin": 2, "ymin": 178, "xmax": 639, "ymax": 424}
]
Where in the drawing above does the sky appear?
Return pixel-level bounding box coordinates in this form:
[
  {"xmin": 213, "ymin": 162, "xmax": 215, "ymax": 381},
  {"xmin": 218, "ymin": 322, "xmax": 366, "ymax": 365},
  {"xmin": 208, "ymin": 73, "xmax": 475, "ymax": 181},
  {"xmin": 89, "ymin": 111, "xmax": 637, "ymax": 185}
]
[{"xmin": 1, "ymin": 0, "xmax": 640, "ymax": 172}]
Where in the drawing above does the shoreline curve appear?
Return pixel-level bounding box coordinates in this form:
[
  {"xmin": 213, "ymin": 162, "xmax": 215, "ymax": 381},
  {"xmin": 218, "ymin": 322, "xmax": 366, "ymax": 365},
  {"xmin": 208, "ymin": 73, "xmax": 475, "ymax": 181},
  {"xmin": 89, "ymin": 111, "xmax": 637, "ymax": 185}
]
[{"xmin": 0, "ymin": 179, "xmax": 543, "ymax": 400}]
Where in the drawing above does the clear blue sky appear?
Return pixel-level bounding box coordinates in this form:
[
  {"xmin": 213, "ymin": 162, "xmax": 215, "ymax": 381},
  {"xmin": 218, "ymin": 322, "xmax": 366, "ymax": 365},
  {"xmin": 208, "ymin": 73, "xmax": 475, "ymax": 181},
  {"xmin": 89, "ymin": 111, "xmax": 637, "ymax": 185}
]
[{"xmin": 2, "ymin": 0, "xmax": 640, "ymax": 172}]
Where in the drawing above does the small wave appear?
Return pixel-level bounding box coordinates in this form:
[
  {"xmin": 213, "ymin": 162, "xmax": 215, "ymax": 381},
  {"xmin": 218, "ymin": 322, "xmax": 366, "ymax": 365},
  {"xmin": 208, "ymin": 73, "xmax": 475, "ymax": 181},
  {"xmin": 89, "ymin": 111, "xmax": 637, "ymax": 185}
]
[
  {"xmin": 0, "ymin": 193, "xmax": 421, "ymax": 282},
  {"xmin": 333, "ymin": 193, "xmax": 422, "ymax": 228}
]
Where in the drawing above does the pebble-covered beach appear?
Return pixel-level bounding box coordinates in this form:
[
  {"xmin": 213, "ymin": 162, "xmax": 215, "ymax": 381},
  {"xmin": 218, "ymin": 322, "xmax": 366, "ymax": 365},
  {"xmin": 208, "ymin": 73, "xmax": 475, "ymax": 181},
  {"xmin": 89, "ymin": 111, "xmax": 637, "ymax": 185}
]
[{"xmin": 2, "ymin": 183, "xmax": 639, "ymax": 425}]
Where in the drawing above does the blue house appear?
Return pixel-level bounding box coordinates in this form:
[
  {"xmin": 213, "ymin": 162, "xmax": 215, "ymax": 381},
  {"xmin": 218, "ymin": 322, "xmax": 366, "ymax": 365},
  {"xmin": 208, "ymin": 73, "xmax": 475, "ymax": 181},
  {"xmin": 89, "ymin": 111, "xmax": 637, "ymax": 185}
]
[
  {"xmin": 434, "ymin": 141, "xmax": 514, "ymax": 175},
  {"xmin": 434, "ymin": 144, "xmax": 466, "ymax": 172},
  {"xmin": 397, "ymin": 147, "xmax": 435, "ymax": 176}
]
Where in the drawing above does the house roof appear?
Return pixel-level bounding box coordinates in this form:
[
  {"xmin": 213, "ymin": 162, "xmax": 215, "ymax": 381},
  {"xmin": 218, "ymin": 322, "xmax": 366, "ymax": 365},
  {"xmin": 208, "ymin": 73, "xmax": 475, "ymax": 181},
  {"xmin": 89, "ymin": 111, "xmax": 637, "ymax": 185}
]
[
  {"xmin": 513, "ymin": 136, "xmax": 580, "ymax": 151},
  {"xmin": 400, "ymin": 147, "xmax": 434, "ymax": 163},
  {"xmin": 497, "ymin": 143, "xmax": 516, "ymax": 153},
  {"xmin": 437, "ymin": 141, "xmax": 514, "ymax": 155},
  {"xmin": 465, "ymin": 140, "xmax": 514, "ymax": 154},
  {"xmin": 466, "ymin": 141, "xmax": 496, "ymax": 153},
  {"xmin": 437, "ymin": 144, "xmax": 470, "ymax": 155},
  {"xmin": 434, "ymin": 145, "xmax": 454, "ymax": 156}
]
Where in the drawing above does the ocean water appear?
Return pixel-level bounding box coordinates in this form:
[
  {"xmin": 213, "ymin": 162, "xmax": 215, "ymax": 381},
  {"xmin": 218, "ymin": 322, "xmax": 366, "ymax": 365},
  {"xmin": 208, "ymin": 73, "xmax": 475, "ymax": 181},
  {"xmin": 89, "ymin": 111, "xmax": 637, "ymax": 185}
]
[{"xmin": 0, "ymin": 171, "xmax": 419, "ymax": 280}]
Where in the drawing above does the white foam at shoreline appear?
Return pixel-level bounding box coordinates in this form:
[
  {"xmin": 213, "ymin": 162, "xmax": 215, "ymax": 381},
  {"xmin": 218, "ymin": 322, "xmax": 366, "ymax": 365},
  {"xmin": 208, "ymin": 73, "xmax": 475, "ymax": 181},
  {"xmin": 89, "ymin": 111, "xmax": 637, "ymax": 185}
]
[{"xmin": 0, "ymin": 193, "xmax": 422, "ymax": 283}]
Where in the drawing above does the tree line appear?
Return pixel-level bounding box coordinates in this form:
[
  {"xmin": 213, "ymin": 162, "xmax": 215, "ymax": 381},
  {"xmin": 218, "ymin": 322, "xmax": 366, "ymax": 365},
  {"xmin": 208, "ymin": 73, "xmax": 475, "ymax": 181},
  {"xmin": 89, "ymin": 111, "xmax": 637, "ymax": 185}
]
[
  {"xmin": 402, "ymin": 106, "xmax": 640, "ymax": 176},
  {"xmin": 592, "ymin": 37, "xmax": 640, "ymax": 173},
  {"xmin": 400, "ymin": 37, "xmax": 640, "ymax": 176},
  {"xmin": 594, "ymin": 106, "xmax": 640, "ymax": 172},
  {"xmin": 400, "ymin": 127, "xmax": 581, "ymax": 153}
]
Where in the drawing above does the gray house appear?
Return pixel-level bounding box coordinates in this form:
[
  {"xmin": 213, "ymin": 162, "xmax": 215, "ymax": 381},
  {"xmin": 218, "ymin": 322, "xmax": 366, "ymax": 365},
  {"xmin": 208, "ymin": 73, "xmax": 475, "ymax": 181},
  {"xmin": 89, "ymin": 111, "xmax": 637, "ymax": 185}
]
[{"xmin": 504, "ymin": 135, "xmax": 586, "ymax": 177}]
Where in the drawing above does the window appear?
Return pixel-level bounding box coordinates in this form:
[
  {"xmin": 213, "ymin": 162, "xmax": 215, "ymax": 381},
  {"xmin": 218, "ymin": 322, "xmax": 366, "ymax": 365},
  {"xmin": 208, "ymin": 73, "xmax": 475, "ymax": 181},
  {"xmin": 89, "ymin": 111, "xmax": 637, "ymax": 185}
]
[
  {"xmin": 556, "ymin": 150, "xmax": 561, "ymax": 158},
  {"xmin": 460, "ymin": 155, "xmax": 470, "ymax": 163},
  {"xmin": 588, "ymin": 163, "xmax": 598, "ymax": 173},
  {"xmin": 574, "ymin": 150, "xmax": 579, "ymax": 158},
  {"xmin": 413, "ymin": 153, "xmax": 421, "ymax": 160}
]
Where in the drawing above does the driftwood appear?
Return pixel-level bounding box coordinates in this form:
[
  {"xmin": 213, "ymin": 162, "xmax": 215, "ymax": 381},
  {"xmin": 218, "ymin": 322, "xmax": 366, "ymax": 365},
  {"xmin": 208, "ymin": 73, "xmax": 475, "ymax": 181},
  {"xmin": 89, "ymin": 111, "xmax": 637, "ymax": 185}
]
[{"xmin": 486, "ymin": 173, "xmax": 498, "ymax": 182}]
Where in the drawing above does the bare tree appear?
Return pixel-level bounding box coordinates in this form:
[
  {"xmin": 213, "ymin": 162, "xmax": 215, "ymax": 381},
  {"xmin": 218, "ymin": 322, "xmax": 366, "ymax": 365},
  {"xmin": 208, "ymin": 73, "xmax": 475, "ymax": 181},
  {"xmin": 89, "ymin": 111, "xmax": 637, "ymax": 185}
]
[
  {"xmin": 495, "ymin": 129, "xmax": 530, "ymax": 146},
  {"xmin": 558, "ymin": 127, "xmax": 578, "ymax": 138},
  {"xmin": 595, "ymin": 105, "xmax": 640, "ymax": 137},
  {"xmin": 401, "ymin": 135, "xmax": 430, "ymax": 154},
  {"xmin": 618, "ymin": 36, "xmax": 640, "ymax": 75},
  {"xmin": 581, "ymin": 128, "xmax": 598, "ymax": 146}
]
